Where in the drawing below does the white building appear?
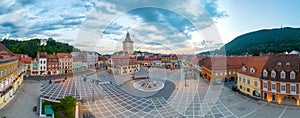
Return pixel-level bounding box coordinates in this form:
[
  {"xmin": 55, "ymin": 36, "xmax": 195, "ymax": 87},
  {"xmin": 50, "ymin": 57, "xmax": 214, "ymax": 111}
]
[{"xmin": 37, "ymin": 52, "xmax": 47, "ymax": 75}]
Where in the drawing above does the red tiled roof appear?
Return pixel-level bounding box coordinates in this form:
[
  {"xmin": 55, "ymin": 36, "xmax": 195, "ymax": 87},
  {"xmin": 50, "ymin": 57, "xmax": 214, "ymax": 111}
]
[
  {"xmin": 57, "ymin": 53, "xmax": 72, "ymax": 58},
  {"xmin": 20, "ymin": 57, "xmax": 32, "ymax": 64},
  {"xmin": 238, "ymin": 56, "xmax": 269, "ymax": 78},
  {"xmin": 170, "ymin": 57, "xmax": 178, "ymax": 60},
  {"xmin": 153, "ymin": 56, "xmax": 161, "ymax": 61},
  {"xmin": 0, "ymin": 43, "xmax": 18, "ymax": 61},
  {"xmin": 264, "ymin": 54, "xmax": 299, "ymax": 71},
  {"xmin": 137, "ymin": 56, "xmax": 144, "ymax": 61},
  {"xmin": 15, "ymin": 54, "xmax": 32, "ymax": 64},
  {"xmin": 112, "ymin": 54, "xmax": 138, "ymax": 66},
  {"xmin": 38, "ymin": 52, "xmax": 47, "ymax": 58},
  {"xmin": 201, "ymin": 56, "xmax": 254, "ymax": 70}
]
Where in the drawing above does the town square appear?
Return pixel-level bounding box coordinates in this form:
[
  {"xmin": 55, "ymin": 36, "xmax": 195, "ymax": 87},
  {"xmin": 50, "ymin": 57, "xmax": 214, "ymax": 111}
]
[{"xmin": 1, "ymin": 0, "xmax": 300, "ymax": 118}]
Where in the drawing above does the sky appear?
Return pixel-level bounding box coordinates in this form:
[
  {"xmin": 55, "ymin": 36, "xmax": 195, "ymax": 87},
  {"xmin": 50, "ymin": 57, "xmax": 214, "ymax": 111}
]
[{"xmin": 0, "ymin": 0, "xmax": 300, "ymax": 54}]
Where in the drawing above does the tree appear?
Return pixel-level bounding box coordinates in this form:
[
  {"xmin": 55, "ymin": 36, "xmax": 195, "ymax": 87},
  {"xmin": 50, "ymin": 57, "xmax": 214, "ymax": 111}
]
[{"xmin": 60, "ymin": 96, "xmax": 77, "ymax": 117}]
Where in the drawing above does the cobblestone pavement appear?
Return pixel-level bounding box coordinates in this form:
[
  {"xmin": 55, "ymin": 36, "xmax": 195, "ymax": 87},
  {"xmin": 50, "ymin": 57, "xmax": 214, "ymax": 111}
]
[{"xmin": 40, "ymin": 68, "xmax": 300, "ymax": 118}]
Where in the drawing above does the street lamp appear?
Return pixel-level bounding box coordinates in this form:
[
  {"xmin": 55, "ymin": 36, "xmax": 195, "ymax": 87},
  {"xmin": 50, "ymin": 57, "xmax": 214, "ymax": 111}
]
[{"xmin": 92, "ymin": 79, "xmax": 95, "ymax": 102}]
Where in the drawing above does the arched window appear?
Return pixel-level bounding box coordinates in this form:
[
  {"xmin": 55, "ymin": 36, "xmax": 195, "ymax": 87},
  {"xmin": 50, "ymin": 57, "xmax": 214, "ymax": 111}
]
[
  {"xmin": 271, "ymin": 70, "xmax": 276, "ymax": 78},
  {"xmin": 250, "ymin": 68, "xmax": 255, "ymax": 74},
  {"xmin": 280, "ymin": 70, "xmax": 286, "ymax": 79},
  {"xmin": 263, "ymin": 69, "xmax": 268, "ymax": 77},
  {"xmin": 290, "ymin": 71, "xmax": 296, "ymax": 79}
]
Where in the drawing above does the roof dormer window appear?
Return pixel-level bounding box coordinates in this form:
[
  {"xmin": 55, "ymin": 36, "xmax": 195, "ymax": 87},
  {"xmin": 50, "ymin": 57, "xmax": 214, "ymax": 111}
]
[
  {"xmin": 263, "ymin": 69, "xmax": 268, "ymax": 77},
  {"xmin": 271, "ymin": 70, "xmax": 276, "ymax": 78},
  {"xmin": 286, "ymin": 62, "xmax": 290, "ymax": 66},
  {"xmin": 250, "ymin": 68, "xmax": 255, "ymax": 74},
  {"xmin": 290, "ymin": 71, "xmax": 296, "ymax": 79},
  {"xmin": 277, "ymin": 62, "xmax": 282, "ymax": 65},
  {"xmin": 280, "ymin": 70, "xmax": 286, "ymax": 79},
  {"xmin": 242, "ymin": 66, "xmax": 247, "ymax": 72}
]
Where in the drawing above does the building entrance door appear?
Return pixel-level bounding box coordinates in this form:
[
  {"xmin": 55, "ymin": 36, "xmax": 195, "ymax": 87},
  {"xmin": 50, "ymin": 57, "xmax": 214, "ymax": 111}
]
[{"xmin": 272, "ymin": 94, "xmax": 276, "ymax": 101}]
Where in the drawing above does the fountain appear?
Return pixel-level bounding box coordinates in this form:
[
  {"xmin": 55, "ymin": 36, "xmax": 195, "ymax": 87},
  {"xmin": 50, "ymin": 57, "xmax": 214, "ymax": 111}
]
[{"xmin": 134, "ymin": 79, "xmax": 164, "ymax": 92}]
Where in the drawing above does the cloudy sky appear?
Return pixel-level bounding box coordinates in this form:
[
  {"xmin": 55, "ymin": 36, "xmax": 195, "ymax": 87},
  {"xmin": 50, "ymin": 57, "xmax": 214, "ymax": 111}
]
[{"xmin": 0, "ymin": 0, "xmax": 299, "ymax": 54}]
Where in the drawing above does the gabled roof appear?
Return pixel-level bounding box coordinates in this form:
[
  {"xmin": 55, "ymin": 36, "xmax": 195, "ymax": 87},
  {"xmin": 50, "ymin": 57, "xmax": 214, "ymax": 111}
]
[
  {"xmin": 238, "ymin": 56, "xmax": 269, "ymax": 78},
  {"xmin": 0, "ymin": 43, "xmax": 14, "ymax": 56},
  {"xmin": 38, "ymin": 52, "xmax": 47, "ymax": 58},
  {"xmin": 0, "ymin": 43, "xmax": 18, "ymax": 62},
  {"xmin": 56, "ymin": 53, "xmax": 72, "ymax": 58},
  {"xmin": 201, "ymin": 56, "xmax": 253, "ymax": 70},
  {"xmin": 263, "ymin": 54, "xmax": 299, "ymax": 71},
  {"xmin": 111, "ymin": 54, "xmax": 138, "ymax": 66},
  {"xmin": 46, "ymin": 54, "xmax": 58, "ymax": 59}
]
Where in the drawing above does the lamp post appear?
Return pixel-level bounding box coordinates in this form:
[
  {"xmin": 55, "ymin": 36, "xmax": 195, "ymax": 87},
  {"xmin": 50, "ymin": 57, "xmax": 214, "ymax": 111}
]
[{"xmin": 92, "ymin": 79, "xmax": 95, "ymax": 102}]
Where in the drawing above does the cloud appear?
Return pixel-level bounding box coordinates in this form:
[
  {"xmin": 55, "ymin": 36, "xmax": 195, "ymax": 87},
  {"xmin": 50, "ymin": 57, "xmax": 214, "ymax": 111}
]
[{"xmin": 0, "ymin": 0, "xmax": 226, "ymax": 54}]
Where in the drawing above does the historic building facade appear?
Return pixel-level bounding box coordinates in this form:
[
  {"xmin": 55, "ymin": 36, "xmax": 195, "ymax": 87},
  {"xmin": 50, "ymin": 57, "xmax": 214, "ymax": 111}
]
[
  {"xmin": 111, "ymin": 32, "xmax": 140, "ymax": 75},
  {"xmin": 0, "ymin": 43, "xmax": 23, "ymax": 106},
  {"xmin": 46, "ymin": 54, "xmax": 59, "ymax": 75},
  {"xmin": 37, "ymin": 52, "xmax": 47, "ymax": 75},
  {"xmin": 261, "ymin": 54, "xmax": 300, "ymax": 105},
  {"xmin": 199, "ymin": 56, "xmax": 250, "ymax": 84},
  {"xmin": 237, "ymin": 56, "xmax": 269, "ymax": 98},
  {"xmin": 57, "ymin": 53, "xmax": 73, "ymax": 74}
]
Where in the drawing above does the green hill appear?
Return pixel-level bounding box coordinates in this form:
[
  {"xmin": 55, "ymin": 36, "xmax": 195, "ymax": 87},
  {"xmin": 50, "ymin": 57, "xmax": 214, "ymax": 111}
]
[
  {"xmin": 200, "ymin": 27, "xmax": 300, "ymax": 55},
  {"xmin": 1, "ymin": 38, "xmax": 80, "ymax": 58}
]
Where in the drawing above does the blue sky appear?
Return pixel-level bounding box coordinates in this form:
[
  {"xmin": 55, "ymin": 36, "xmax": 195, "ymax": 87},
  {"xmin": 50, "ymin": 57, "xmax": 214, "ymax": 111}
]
[{"xmin": 0, "ymin": 0, "xmax": 299, "ymax": 54}]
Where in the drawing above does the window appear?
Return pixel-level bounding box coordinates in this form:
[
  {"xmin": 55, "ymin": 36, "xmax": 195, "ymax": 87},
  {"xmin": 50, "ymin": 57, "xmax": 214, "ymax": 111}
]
[
  {"xmin": 215, "ymin": 72, "xmax": 218, "ymax": 76},
  {"xmin": 254, "ymin": 81, "xmax": 258, "ymax": 87},
  {"xmin": 242, "ymin": 66, "xmax": 247, "ymax": 72},
  {"xmin": 291, "ymin": 85, "xmax": 296, "ymax": 94},
  {"xmin": 286, "ymin": 62, "xmax": 290, "ymax": 66},
  {"xmin": 290, "ymin": 71, "xmax": 296, "ymax": 79},
  {"xmin": 243, "ymin": 78, "xmax": 246, "ymax": 83},
  {"xmin": 229, "ymin": 71, "xmax": 231, "ymax": 75},
  {"xmin": 277, "ymin": 62, "xmax": 282, "ymax": 65},
  {"xmin": 271, "ymin": 83, "xmax": 276, "ymax": 92},
  {"xmin": 4, "ymin": 69, "xmax": 6, "ymax": 76},
  {"xmin": 281, "ymin": 85, "xmax": 286, "ymax": 92},
  {"xmin": 263, "ymin": 69, "xmax": 268, "ymax": 77},
  {"xmin": 239, "ymin": 77, "xmax": 242, "ymax": 82},
  {"xmin": 271, "ymin": 70, "xmax": 276, "ymax": 78},
  {"xmin": 247, "ymin": 79, "xmax": 250, "ymax": 85},
  {"xmin": 0, "ymin": 70, "xmax": 2, "ymax": 78},
  {"xmin": 220, "ymin": 72, "xmax": 223, "ymax": 76},
  {"xmin": 280, "ymin": 71, "xmax": 286, "ymax": 79},
  {"xmin": 247, "ymin": 88, "xmax": 250, "ymax": 92},
  {"xmin": 240, "ymin": 85, "xmax": 242, "ymax": 89},
  {"xmin": 250, "ymin": 68, "xmax": 255, "ymax": 74}
]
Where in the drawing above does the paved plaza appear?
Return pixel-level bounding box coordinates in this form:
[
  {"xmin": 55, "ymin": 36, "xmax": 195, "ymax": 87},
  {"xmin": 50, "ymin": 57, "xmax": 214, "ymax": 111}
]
[
  {"xmin": 0, "ymin": 80, "xmax": 40, "ymax": 118},
  {"xmin": 38, "ymin": 67, "xmax": 300, "ymax": 118}
]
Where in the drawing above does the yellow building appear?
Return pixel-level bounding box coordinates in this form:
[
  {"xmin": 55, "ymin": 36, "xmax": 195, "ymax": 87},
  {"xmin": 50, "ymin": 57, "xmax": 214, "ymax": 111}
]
[
  {"xmin": 237, "ymin": 56, "xmax": 269, "ymax": 98},
  {"xmin": 0, "ymin": 43, "xmax": 23, "ymax": 106}
]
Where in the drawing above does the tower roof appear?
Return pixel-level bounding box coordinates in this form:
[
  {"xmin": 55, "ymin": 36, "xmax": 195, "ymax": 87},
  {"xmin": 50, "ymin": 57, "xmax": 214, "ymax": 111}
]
[{"xmin": 123, "ymin": 32, "xmax": 134, "ymax": 43}]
